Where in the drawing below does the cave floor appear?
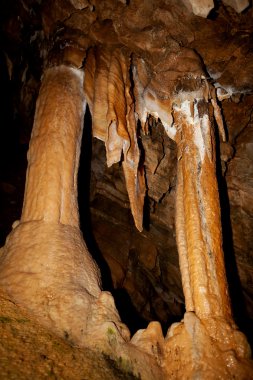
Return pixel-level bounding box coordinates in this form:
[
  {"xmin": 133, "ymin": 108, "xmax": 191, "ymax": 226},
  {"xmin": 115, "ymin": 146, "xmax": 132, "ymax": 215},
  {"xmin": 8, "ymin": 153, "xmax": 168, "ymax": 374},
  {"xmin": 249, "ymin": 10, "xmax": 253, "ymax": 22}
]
[{"xmin": 0, "ymin": 290, "xmax": 138, "ymax": 380}]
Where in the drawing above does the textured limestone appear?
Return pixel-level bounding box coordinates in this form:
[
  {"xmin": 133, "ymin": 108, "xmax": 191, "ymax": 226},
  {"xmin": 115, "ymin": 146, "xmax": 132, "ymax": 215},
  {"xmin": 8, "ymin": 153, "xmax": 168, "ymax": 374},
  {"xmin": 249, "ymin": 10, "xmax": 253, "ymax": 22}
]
[
  {"xmin": 173, "ymin": 99, "xmax": 232, "ymax": 320},
  {"xmin": 0, "ymin": 65, "xmax": 129, "ymax": 350},
  {"xmin": 164, "ymin": 312, "xmax": 252, "ymax": 379},
  {"xmin": 0, "ymin": 289, "xmax": 164, "ymax": 380},
  {"xmin": 84, "ymin": 47, "xmax": 146, "ymax": 232}
]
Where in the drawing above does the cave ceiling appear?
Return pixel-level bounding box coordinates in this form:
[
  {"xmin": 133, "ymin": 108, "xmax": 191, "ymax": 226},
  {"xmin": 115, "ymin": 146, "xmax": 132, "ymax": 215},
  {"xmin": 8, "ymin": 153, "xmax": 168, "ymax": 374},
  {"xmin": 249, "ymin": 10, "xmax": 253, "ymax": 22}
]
[{"xmin": 0, "ymin": 0, "xmax": 253, "ymax": 342}]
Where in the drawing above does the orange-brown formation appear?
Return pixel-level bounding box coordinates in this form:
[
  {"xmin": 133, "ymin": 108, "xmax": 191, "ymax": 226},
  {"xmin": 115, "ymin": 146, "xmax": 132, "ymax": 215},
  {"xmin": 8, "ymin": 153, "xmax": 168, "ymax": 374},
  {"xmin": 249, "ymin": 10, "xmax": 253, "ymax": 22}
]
[
  {"xmin": 173, "ymin": 99, "xmax": 232, "ymax": 320},
  {"xmin": 0, "ymin": 65, "xmax": 136, "ymax": 356},
  {"xmin": 0, "ymin": 62, "xmax": 164, "ymax": 379},
  {"xmin": 84, "ymin": 47, "xmax": 145, "ymax": 231},
  {"xmin": 21, "ymin": 66, "xmax": 85, "ymax": 227},
  {"xmin": 0, "ymin": 65, "xmax": 101, "ymax": 340}
]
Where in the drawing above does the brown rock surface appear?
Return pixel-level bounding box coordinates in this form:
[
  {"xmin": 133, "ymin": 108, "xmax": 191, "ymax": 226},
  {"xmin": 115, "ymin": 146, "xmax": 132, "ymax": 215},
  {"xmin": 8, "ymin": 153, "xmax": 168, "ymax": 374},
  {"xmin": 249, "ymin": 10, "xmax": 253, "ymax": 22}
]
[{"xmin": 0, "ymin": 289, "xmax": 143, "ymax": 380}]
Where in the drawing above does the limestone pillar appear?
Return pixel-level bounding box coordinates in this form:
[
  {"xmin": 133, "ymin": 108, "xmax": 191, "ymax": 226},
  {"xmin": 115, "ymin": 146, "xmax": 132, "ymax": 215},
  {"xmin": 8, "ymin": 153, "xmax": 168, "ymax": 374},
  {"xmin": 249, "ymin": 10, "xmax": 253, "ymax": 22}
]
[
  {"xmin": 21, "ymin": 65, "xmax": 85, "ymax": 228},
  {"xmin": 174, "ymin": 99, "xmax": 232, "ymax": 321},
  {"xmin": 164, "ymin": 98, "xmax": 252, "ymax": 378},
  {"xmin": 0, "ymin": 65, "xmax": 104, "ymax": 343}
]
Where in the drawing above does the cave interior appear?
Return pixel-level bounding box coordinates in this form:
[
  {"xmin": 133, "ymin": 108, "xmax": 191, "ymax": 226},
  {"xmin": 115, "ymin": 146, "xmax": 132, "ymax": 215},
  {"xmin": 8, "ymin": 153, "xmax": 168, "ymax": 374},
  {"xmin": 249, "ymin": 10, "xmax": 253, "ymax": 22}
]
[{"xmin": 0, "ymin": 0, "xmax": 253, "ymax": 378}]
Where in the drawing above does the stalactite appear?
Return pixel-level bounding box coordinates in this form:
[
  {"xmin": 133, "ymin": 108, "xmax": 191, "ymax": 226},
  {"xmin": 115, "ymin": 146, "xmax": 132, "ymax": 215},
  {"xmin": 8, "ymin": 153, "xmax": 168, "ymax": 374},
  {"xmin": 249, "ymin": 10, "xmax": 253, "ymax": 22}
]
[{"xmin": 84, "ymin": 47, "xmax": 146, "ymax": 231}]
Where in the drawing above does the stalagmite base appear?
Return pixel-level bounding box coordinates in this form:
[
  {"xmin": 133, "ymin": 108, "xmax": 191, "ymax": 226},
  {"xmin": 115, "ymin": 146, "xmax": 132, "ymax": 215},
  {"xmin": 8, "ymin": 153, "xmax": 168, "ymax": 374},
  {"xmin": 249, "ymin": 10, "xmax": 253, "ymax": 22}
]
[{"xmin": 0, "ymin": 65, "xmax": 129, "ymax": 349}]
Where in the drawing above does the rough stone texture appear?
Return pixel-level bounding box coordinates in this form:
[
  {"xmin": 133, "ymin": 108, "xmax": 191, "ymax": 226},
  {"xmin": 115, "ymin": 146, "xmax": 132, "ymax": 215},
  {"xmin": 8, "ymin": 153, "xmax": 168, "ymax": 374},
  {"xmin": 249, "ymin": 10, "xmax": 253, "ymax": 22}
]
[
  {"xmin": 225, "ymin": 99, "xmax": 253, "ymax": 325},
  {"xmin": 164, "ymin": 312, "xmax": 252, "ymax": 379},
  {"xmin": 0, "ymin": 289, "xmax": 147, "ymax": 380},
  {"xmin": 0, "ymin": 65, "xmax": 132, "ymax": 356}
]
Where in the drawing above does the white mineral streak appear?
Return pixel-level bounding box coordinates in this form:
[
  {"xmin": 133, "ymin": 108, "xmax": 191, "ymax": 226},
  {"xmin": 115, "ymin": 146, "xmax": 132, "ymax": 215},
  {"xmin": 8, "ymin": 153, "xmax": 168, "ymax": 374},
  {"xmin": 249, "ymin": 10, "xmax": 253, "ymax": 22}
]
[
  {"xmin": 144, "ymin": 90, "xmax": 177, "ymax": 139},
  {"xmin": 216, "ymin": 87, "xmax": 230, "ymax": 101},
  {"xmin": 214, "ymin": 83, "xmax": 243, "ymax": 97},
  {"xmin": 176, "ymin": 99, "xmax": 209, "ymax": 162},
  {"xmin": 193, "ymin": 103, "xmax": 208, "ymax": 163},
  {"xmin": 177, "ymin": 88, "xmax": 206, "ymax": 103},
  {"xmin": 70, "ymin": 66, "xmax": 84, "ymax": 82},
  {"xmin": 133, "ymin": 66, "xmax": 177, "ymax": 140},
  {"xmin": 106, "ymin": 121, "xmax": 124, "ymax": 167}
]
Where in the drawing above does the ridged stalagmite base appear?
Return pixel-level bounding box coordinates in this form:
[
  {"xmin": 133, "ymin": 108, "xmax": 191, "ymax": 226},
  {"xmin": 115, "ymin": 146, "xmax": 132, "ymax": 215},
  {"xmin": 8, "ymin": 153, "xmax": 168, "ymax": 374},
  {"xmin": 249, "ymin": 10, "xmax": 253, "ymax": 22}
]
[{"xmin": 0, "ymin": 65, "xmax": 128, "ymax": 348}]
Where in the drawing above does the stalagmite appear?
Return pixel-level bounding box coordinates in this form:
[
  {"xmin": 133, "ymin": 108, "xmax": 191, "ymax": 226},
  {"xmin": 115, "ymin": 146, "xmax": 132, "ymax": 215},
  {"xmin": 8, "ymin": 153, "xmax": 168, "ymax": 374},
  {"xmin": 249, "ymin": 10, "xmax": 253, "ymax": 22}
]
[
  {"xmin": 0, "ymin": 64, "xmax": 129, "ymax": 348},
  {"xmin": 173, "ymin": 99, "xmax": 232, "ymax": 320},
  {"xmin": 133, "ymin": 52, "xmax": 252, "ymax": 377},
  {"xmin": 165, "ymin": 96, "xmax": 252, "ymax": 379}
]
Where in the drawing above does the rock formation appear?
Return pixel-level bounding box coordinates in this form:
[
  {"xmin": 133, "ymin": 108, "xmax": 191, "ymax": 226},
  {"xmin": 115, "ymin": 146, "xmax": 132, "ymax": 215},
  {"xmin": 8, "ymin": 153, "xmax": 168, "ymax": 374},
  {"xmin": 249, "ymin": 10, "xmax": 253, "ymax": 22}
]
[{"xmin": 0, "ymin": 0, "xmax": 253, "ymax": 378}]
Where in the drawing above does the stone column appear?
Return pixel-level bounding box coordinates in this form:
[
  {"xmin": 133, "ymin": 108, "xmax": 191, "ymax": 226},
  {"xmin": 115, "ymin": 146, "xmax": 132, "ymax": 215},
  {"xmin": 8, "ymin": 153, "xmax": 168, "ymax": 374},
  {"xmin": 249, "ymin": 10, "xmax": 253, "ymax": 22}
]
[
  {"xmin": 21, "ymin": 65, "xmax": 85, "ymax": 228},
  {"xmin": 174, "ymin": 99, "xmax": 232, "ymax": 322},
  {"xmin": 0, "ymin": 65, "xmax": 102, "ymax": 343},
  {"xmin": 164, "ymin": 98, "xmax": 252, "ymax": 379}
]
